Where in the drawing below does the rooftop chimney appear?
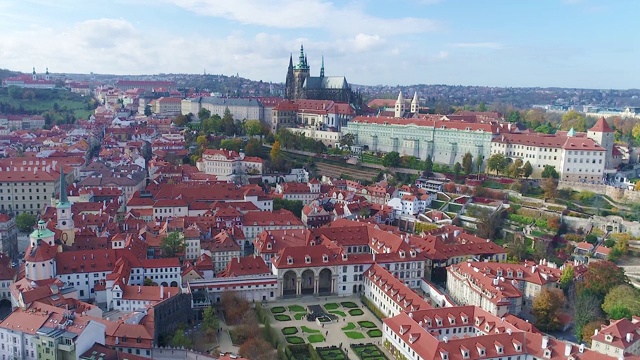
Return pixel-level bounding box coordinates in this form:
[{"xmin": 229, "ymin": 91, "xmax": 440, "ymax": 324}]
[
  {"xmin": 564, "ymin": 343, "xmax": 572, "ymax": 356},
  {"xmin": 541, "ymin": 336, "xmax": 549, "ymax": 349},
  {"xmin": 160, "ymin": 285, "xmax": 164, "ymax": 299}
]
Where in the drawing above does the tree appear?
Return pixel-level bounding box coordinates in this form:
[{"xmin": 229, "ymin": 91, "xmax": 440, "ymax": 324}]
[
  {"xmin": 424, "ymin": 155, "xmax": 434, "ymax": 175},
  {"xmin": 173, "ymin": 114, "xmax": 189, "ymax": 127},
  {"xmin": 220, "ymin": 138, "xmax": 242, "ymax": 152},
  {"xmin": 602, "ymin": 285, "xmax": 640, "ymax": 320},
  {"xmin": 462, "ymin": 152, "xmax": 473, "ymax": 175},
  {"xmin": 273, "ymin": 198, "xmax": 304, "ymax": 219},
  {"xmin": 453, "ymin": 162, "xmax": 462, "ymax": 182},
  {"xmin": 15, "ymin": 213, "xmax": 36, "ymax": 233},
  {"xmin": 541, "ymin": 165, "xmax": 559, "ymax": 179},
  {"xmin": 171, "ymin": 324, "xmax": 193, "ymax": 348},
  {"xmin": 382, "ymin": 151, "xmax": 400, "ymax": 168},
  {"xmin": 542, "ymin": 177, "xmax": 558, "ymax": 200},
  {"xmin": 533, "ymin": 289, "xmax": 565, "ymax": 331},
  {"xmin": 475, "ymin": 156, "xmax": 483, "ymax": 175},
  {"xmin": 486, "ymin": 153, "xmax": 507, "ymax": 175},
  {"xmin": 243, "ymin": 119, "xmax": 263, "ymax": 137},
  {"xmin": 508, "ymin": 158, "xmax": 523, "ymax": 178},
  {"xmin": 467, "ymin": 207, "xmax": 503, "ymax": 239},
  {"xmin": 561, "ymin": 110, "xmax": 586, "ymax": 131},
  {"xmin": 239, "ymin": 338, "xmax": 277, "ymax": 360},
  {"xmin": 477, "ymin": 102, "xmax": 487, "ymax": 112},
  {"xmin": 221, "ymin": 108, "xmax": 237, "ymax": 136},
  {"xmin": 198, "ymin": 108, "xmax": 211, "ymax": 121},
  {"xmin": 559, "ymin": 266, "xmax": 574, "ymax": 290},
  {"xmin": 572, "ymin": 291, "xmax": 604, "ymax": 341},
  {"xmin": 202, "ymin": 306, "xmax": 220, "ymax": 340},
  {"xmin": 143, "ymin": 277, "xmax": 158, "ymax": 286},
  {"xmin": 244, "ymin": 138, "xmax": 263, "ymax": 157},
  {"xmin": 340, "ymin": 133, "xmax": 355, "ymax": 147},
  {"xmin": 160, "ymin": 231, "xmax": 185, "ymax": 258},
  {"xmin": 196, "ymin": 135, "xmax": 208, "ymax": 148},
  {"xmin": 505, "ymin": 233, "xmax": 528, "ymax": 261},
  {"xmin": 144, "ymin": 105, "xmax": 152, "ymax": 116},
  {"xmin": 582, "ymin": 260, "xmax": 629, "ymax": 298},
  {"xmin": 582, "ymin": 320, "xmax": 606, "ymax": 345},
  {"xmin": 221, "ymin": 290, "xmax": 251, "ymax": 325},
  {"xmin": 523, "ymin": 161, "xmax": 533, "ymax": 179},
  {"xmin": 270, "ymin": 140, "xmax": 283, "ymax": 164}
]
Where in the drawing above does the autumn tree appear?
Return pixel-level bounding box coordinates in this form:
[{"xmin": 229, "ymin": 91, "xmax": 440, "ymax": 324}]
[
  {"xmin": 582, "ymin": 260, "xmax": 629, "ymax": 298},
  {"xmin": 542, "ymin": 177, "xmax": 558, "ymax": 200},
  {"xmin": 533, "ymin": 289, "xmax": 565, "ymax": 331},
  {"xmin": 561, "ymin": 110, "xmax": 586, "ymax": 131},
  {"xmin": 602, "ymin": 285, "xmax": 640, "ymax": 320},
  {"xmin": 173, "ymin": 114, "xmax": 189, "ymax": 127},
  {"xmin": 582, "ymin": 320, "xmax": 606, "ymax": 345},
  {"xmin": 244, "ymin": 138, "xmax": 263, "ymax": 157},
  {"xmin": 508, "ymin": 158, "xmax": 523, "ymax": 178},
  {"xmin": 160, "ymin": 231, "xmax": 185, "ymax": 258},
  {"xmin": 523, "ymin": 161, "xmax": 533, "ymax": 178},
  {"xmin": 486, "ymin": 153, "xmax": 507, "ymax": 175},
  {"xmin": 559, "ymin": 266, "xmax": 574, "ymax": 290},
  {"xmin": 239, "ymin": 338, "xmax": 277, "ymax": 360},
  {"xmin": 462, "ymin": 152, "xmax": 473, "ymax": 175},
  {"xmin": 221, "ymin": 291, "xmax": 251, "ymax": 325},
  {"xmin": 270, "ymin": 140, "xmax": 283, "ymax": 167}
]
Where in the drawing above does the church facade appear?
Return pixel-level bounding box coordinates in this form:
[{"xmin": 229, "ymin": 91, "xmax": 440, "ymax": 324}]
[{"xmin": 285, "ymin": 45, "xmax": 362, "ymax": 109}]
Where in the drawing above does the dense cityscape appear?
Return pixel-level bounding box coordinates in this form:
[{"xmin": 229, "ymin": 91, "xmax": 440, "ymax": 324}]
[{"xmin": 1, "ymin": 2, "xmax": 640, "ymax": 360}]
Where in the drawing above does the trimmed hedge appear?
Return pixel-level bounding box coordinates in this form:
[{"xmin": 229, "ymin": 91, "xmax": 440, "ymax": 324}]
[
  {"xmin": 358, "ymin": 321, "xmax": 377, "ymax": 329},
  {"xmin": 367, "ymin": 329, "xmax": 383, "ymax": 337},
  {"xmin": 349, "ymin": 309, "xmax": 364, "ymax": 316},
  {"xmin": 271, "ymin": 306, "xmax": 286, "ymax": 314},
  {"xmin": 341, "ymin": 301, "xmax": 359, "ymax": 308},
  {"xmin": 282, "ymin": 327, "xmax": 298, "ymax": 335},
  {"xmin": 274, "ymin": 314, "xmax": 292, "ymax": 321}
]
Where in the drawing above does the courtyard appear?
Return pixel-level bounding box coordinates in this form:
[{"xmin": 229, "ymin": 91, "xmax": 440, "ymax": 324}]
[{"xmin": 263, "ymin": 295, "xmax": 391, "ymax": 359}]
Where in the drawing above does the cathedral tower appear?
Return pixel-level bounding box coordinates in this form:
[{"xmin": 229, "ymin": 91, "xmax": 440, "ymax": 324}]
[
  {"xmin": 395, "ymin": 91, "xmax": 405, "ymax": 118},
  {"xmin": 285, "ymin": 54, "xmax": 295, "ymax": 99},
  {"xmin": 292, "ymin": 44, "xmax": 310, "ymax": 100},
  {"xmin": 411, "ymin": 92, "xmax": 419, "ymax": 114},
  {"xmin": 56, "ymin": 166, "xmax": 75, "ymax": 246}
]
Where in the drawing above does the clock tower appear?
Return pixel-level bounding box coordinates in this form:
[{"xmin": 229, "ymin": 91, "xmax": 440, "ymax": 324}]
[{"xmin": 56, "ymin": 166, "xmax": 75, "ymax": 246}]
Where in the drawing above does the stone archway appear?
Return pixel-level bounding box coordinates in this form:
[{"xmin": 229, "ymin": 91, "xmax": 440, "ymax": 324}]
[
  {"xmin": 283, "ymin": 270, "xmax": 297, "ymax": 296},
  {"xmin": 301, "ymin": 269, "xmax": 315, "ymax": 295},
  {"xmin": 160, "ymin": 282, "xmax": 168, "ymax": 287},
  {"xmin": 318, "ymin": 268, "xmax": 332, "ymax": 294},
  {"xmin": 170, "ymin": 281, "xmax": 178, "ymax": 287}
]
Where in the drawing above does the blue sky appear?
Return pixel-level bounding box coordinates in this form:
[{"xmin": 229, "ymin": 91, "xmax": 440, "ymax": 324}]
[{"xmin": 0, "ymin": 0, "xmax": 637, "ymax": 89}]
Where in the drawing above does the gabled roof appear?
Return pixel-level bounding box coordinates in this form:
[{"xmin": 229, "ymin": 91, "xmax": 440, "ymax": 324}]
[{"xmin": 589, "ymin": 117, "xmax": 613, "ymax": 133}]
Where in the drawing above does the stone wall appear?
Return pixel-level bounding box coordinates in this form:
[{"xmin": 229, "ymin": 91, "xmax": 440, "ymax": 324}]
[{"xmin": 558, "ymin": 181, "xmax": 640, "ymax": 202}]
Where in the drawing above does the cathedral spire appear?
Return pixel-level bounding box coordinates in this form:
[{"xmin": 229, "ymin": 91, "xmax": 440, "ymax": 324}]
[
  {"xmin": 58, "ymin": 165, "xmax": 69, "ymax": 206},
  {"xmin": 299, "ymin": 44, "xmax": 305, "ymax": 66},
  {"xmin": 320, "ymin": 55, "xmax": 325, "ymax": 78},
  {"xmin": 288, "ymin": 53, "xmax": 293, "ymax": 70}
]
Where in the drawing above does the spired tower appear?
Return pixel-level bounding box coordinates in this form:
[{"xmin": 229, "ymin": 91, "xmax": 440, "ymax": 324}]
[
  {"xmin": 395, "ymin": 91, "xmax": 405, "ymax": 118},
  {"xmin": 292, "ymin": 44, "xmax": 310, "ymax": 100},
  {"xmin": 32, "ymin": 67, "xmax": 37, "ymax": 80},
  {"xmin": 411, "ymin": 92, "xmax": 419, "ymax": 114},
  {"xmin": 56, "ymin": 166, "xmax": 75, "ymax": 246}
]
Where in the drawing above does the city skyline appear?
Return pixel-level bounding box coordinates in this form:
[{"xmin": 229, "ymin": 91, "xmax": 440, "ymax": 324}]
[{"xmin": 0, "ymin": 0, "xmax": 637, "ymax": 89}]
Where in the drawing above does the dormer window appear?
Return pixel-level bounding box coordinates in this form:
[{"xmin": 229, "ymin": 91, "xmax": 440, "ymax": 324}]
[
  {"xmin": 448, "ymin": 316, "xmax": 455, "ymax": 325},
  {"xmin": 461, "ymin": 315, "xmax": 468, "ymax": 324},
  {"xmin": 266, "ymin": 243, "xmax": 272, "ymax": 250},
  {"xmin": 399, "ymin": 250, "xmax": 405, "ymax": 258},
  {"xmin": 544, "ymin": 349, "xmax": 552, "ymax": 359},
  {"xmin": 305, "ymin": 255, "xmax": 311, "ymax": 264},
  {"xmin": 496, "ymin": 270, "xmax": 503, "ymax": 277},
  {"xmin": 517, "ymin": 271, "xmax": 523, "ymax": 278},
  {"xmin": 342, "ymin": 253, "xmax": 347, "ymax": 260},
  {"xmin": 507, "ymin": 270, "xmax": 513, "ymax": 277},
  {"xmin": 436, "ymin": 318, "xmax": 442, "ymax": 326},
  {"xmin": 605, "ymin": 334, "xmax": 613, "ymax": 342},
  {"xmin": 287, "ymin": 256, "xmax": 293, "ymax": 265},
  {"xmin": 322, "ymin": 254, "xmax": 328, "ymax": 263}
]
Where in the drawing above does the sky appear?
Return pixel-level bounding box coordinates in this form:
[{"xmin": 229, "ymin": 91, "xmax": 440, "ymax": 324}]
[{"xmin": 0, "ymin": 0, "xmax": 638, "ymax": 89}]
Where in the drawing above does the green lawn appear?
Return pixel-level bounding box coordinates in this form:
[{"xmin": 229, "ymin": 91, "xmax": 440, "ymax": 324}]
[
  {"xmin": 358, "ymin": 321, "xmax": 377, "ymax": 329},
  {"xmin": 307, "ymin": 334, "xmax": 325, "ymax": 343},
  {"xmin": 301, "ymin": 326, "xmax": 321, "ymax": 333},
  {"xmin": 340, "ymin": 301, "xmax": 358, "ymax": 309},
  {"xmin": 341, "ymin": 322, "xmax": 356, "ymax": 331},
  {"xmin": 344, "ymin": 331, "xmax": 365, "ymax": 339},
  {"xmin": 271, "ymin": 306, "xmax": 286, "ymax": 314},
  {"xmin": 286, "ymin": 336, "xmax": 305, "ymax": 344},
  {"xmin": 274, "ymin": 314, "xmax": 292, "ymax": 321},
  {"xmin": 324, "ymin": 303, "xmax": 340, "ymax": 310},
  {"xmin": 349, "ymin": 309, "xmax": 364, "ymax": 316},
  {"xmin": 316, "ymin": 347, "xmax": 347, "ymax": 360},
  {"xmin": 294, "ymin": 313, "xmax": 306, "ymax": 320},
  {"xmin": 352, "ymin": 344, "xmax": 388, "ymax": 359},
  {"xmin": 288, "ymin": 305, "xmax": 306, "ymax": 313},
  {"xmin": 281, "ymin": 327, "xmax": 298, "ymax": 335},
  {"xmin": 329, "ymin": 310, "xmax": 347, "ymax": 317},
  {"xmin": 367, "ymin": 329, "xmax": 383, "ymax": 337}
]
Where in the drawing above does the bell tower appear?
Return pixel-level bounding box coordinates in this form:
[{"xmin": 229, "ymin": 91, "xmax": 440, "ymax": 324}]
[
  {"xmin": 293, "ymin": 44, "xmax": 310, "ymax": 100},
  {"xmin": 56, "ymin": 166, "xmax": 75, "ymax": 246}
]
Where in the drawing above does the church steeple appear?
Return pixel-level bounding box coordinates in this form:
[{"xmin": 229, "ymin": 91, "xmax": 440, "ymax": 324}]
[
  {"xmin": 411, "ymin": 91, "xmax": 419, "ymax": 114},
  {"xmin": 288, "ymin": 54, "xmax": 293, "ymax": 70},
  {"xmin": 320, "ymin": 55, "xmax": 325, "ymax": 78},
  {"xmin": 32, "ymin": 67, "xmax": 37, "ymax": 80},
  {"xmin": 58, "ymin": 166, "xmax": 69, "ymax": 207}
]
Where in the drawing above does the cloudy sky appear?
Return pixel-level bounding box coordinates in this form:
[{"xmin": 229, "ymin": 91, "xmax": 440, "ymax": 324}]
[{"xmin": 0, "ymin": 0, "xmax": 637, "ymax": 88}]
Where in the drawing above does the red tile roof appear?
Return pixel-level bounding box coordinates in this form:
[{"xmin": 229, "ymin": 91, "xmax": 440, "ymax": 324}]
[{"xmin": 590, "ymin": 117, "xmax": 614, "ymax": 133}]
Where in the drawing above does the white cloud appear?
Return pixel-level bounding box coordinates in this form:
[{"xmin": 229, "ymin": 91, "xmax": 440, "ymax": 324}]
[{"xmin": 450, "ymin": 42, "xmax": 503, "ymax": 49}]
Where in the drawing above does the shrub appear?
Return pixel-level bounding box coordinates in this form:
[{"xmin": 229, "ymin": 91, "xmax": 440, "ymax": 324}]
[
  {"xmin": 324, "ymin": 303, "xmax": 339, "ymax": 310},
  {"xmin": 367, "ymin": 329, "xmax": 383, "ymax": 337},
  {"xmin": 349, "ymin": 309, "xmax": 364, "ymax": 316},
  {"xmin": 307, "ymin": 334, "xmax": 325, "ymax": 343},
  {"xmin": 274, "ymin": 314, "xmax": 292, "ymax": 321},
  {"xmin": 288, "ymin": 305, "xmax": 306, "ymax": 313},
  {"xmin": 358, "ymin": 321, "xmax": 377, "ymax": 329},
  {"xmin": 341, "ymin": 301, "xmax": 359, "ymax": 308},
  {"xmin": 281, "ymin": 327, "xmax": 298, "ymax": 335},
  {"xmin": 271, "ymin": 306, "xmax": 286, "ymax": 314},
  {"xmin": 285, "ymin": 336, "xmax": 305, "ymax": 344},
  {"xmin": 344, "ymin": 331, "xmax": 365, "ymax": 339}
]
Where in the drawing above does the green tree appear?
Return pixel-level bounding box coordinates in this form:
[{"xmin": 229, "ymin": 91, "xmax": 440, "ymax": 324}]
[
  {"xmin": 144, "ymin": 277, "xmax": 158, "ymax": 286},
  {"xmin": 475, "ymin": 155, "xmax": 483, "ymax": 175},
  {"xmin": 273, "ymin": 199, "xmax": 304, "ymax": 218},
  {"xmin": 340, "ymin": 133, "xmax": 355, "ymax": 147},
  {"xmin": 561, "ymin": 110, "xmax": 586, "ymax": 131},
  {"xmin": 220, "ymin": 138, "xmax": 242, "ymax": 152},
  {"xmin": 453, "ymin": 162, "xmax": 462, "ymax": 182},
  {"xmin": 559, "ymin": 266, "xmax": 574, "ymax": 290},
  {"xmin": 196, "ymin": 135, "xmax": 208, "ymax": 148},
  {"xmin": 198, "ymin": 108, "xmax": 211, "ymax": 121},
  {"xmin": 462, "ymin": 152, "xmax": 473, "ymax": 175},
  {"xmin": 15, "ymin": 213, "xmax": 36, "ymax": 233},
  {"xmin": 160, "ymin": 231, "xmax": 185, "ymax": 258},
  {"xmin": 541, "ymin": 165, "xmax": 559, "ymax": 179},
  {"xmin": 573, "ymin": 291, "xmax": 604, "ymax": 341},
  {"xmin": 382, "ymin": 151, "xmax": 401, "ymax": 168},
  {"xmin": 508, "ymin": 158, "xmax": 523, "ymax": 178},
  {"xmin": 144, "ymin": 105, "xmax": 152, "ymax": 116},
  {"xmin": 486, "ymin": 153, "xmax": 507, "ymax": 175},
  {"xmin": 171, "ymin": 324, "xmax": 193, "ymax": 348},
  {"xmin": 533, "ymin": 288, "xmax": 565, "ymax": 331},
  {"xmin": 424, "ymin": 155, "xmax": 434, "ymax": 175},
  {"xmin": 523, "ymin": 161, "xmax": 533, "ymax": 178},
  {"xmin": 507, "ymin": 110, "xmax": 521, "ymax": 123},
  {"xmin": 221, "ymin": 108, "xmax": 236, "ymax": 136},
  {"xmin": 244, "ymin": 138, "xmax": 263, "ymax": 157},
  {"xmin": 602, "ymin": 285, "xmax": 640, "ymax": 320},
  {"xmin": 202, "ymin": 306, "xmax": 220, "ymax": 340},
  {"xmin": 243, "ymin": 119, "xmax": 263, "ymax": 137},
  {"xmin": 477, "ymin": 102, "xmax": 487, "ymax": 112}
]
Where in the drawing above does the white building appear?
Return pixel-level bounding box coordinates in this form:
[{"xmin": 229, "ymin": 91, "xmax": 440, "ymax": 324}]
[{"xmin": 196, "ymin": 149, "xmax": 263, "ymax": 180}]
